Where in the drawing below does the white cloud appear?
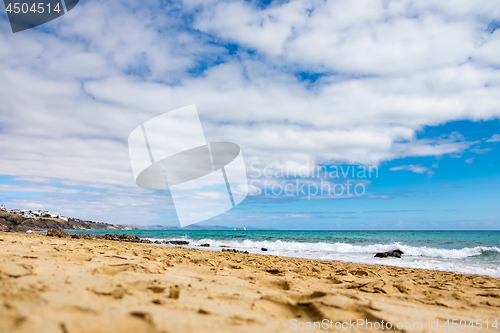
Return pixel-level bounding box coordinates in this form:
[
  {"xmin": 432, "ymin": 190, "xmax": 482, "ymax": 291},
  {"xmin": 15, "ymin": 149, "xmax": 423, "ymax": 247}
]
[
  {"xmin": 193, "ymin": 0, "xmax": 500, "ymax": 75},
  {"xmin": 465, "ymin": 158, "xmax": 475, "ymax": 164},
  {"xmin": 389, "ymin": 165, "xmax": 429, "ymax": 174},
  {"xmin": 470, "ymin": 146, "xmax": 492, "ymax": 154},
  {"xmin": 486, "ymin": 134, "xmax": 500, "ymax": 142},
  {"xmin": 0, "ymin": 184, "xmax": 87, "ymax": 194}
]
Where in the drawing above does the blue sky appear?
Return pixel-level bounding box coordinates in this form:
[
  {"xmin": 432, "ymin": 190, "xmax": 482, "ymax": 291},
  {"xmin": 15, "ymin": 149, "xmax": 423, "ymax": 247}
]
[{"xmin": 0, "ymin": 0, "xmax": 499, "ymax": 229}]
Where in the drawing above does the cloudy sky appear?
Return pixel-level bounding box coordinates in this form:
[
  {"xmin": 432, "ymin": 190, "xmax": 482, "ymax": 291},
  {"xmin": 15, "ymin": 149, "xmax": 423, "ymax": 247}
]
[{"xmin": 1, "ymin": 0, "xmax": 499, "ymax": 229}]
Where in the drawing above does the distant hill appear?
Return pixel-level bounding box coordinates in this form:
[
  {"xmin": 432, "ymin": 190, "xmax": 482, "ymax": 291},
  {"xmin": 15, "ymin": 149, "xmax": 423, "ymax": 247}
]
[{"xmin": 0, "ymin": 211, "xmax": 135, "ymax": 232}]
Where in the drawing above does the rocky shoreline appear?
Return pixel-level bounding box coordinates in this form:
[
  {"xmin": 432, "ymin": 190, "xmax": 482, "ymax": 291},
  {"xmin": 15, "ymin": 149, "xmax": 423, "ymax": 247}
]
[{"xmin": 47, "ymin": 229, "xmax": 192, "ymax": 246}]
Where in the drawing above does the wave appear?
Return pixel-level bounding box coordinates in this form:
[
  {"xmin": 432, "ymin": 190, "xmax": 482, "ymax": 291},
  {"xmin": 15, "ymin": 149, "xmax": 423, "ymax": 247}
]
[
  {"xmin": 150, "ymin": 237, "xmax": 500, "ymax": 260},
  {"xmin": 143, "ymin": 236, "xmax": 500, "ymax": 277}
]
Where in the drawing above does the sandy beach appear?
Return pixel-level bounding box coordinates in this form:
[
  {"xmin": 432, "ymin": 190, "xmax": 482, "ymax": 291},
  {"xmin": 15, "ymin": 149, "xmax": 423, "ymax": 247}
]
[{"xmin": 1, "ymin": 231, "xmax": 499, "ymax": 333}]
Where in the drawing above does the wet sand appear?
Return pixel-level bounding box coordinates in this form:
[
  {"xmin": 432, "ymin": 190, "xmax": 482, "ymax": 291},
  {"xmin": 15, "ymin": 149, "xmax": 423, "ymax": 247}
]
[{"xmin": 0, "ymin": 231, "xmax": 499, "ymax": 332}]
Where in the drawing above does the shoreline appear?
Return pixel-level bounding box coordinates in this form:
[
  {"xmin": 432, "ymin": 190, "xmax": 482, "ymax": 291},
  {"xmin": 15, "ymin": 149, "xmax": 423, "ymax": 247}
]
[
  {"xmin": 53, "ymin": 229, "xmax": 500, "ymax": 278},
  {"xmin": 1, "ymin": 231, "xmax": 499, "ymax": 332}
]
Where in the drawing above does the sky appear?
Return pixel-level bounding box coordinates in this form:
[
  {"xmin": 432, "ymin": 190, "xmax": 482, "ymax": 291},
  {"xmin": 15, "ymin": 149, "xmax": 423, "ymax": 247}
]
[{"xmin": 0, "ymin": 0, "xmax": 499, "ymax": 230}]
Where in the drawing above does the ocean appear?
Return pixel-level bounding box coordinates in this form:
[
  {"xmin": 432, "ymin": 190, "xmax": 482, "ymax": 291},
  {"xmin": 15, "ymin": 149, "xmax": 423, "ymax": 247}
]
[{"xmin": 68, "ymin": 230, "xmax": 500, "ymax": 278}]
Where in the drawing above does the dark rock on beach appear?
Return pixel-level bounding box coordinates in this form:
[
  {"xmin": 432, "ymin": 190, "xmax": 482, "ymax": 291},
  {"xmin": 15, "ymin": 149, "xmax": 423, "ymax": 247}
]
[
  {"xmin": 222, "ymin": 248, "xmax": 248, "ymax": 253},
  {"xmin": 199, "ymin": 243, "xmax": 210, "ymax": 247},
  {"xmin": 47, "ymin": 229, "xmax": 69, "ymax": 238},
  {"xmin": 165, "ymin": 240, "xmax": 189, "ymax": 245},
  {"xmin": 261, "ymin": 248, "xmax": 268, "ymax": 251},
  {"xmin": 51, "ymin": 233, "xmax": 153, "ymax": 244},
  {"xmin": 83, "ymin": 233, "xmax": 144, "ymax": 243},
  {"xmin": 375, "ymin": 249, "xmax": 403, "ymax": 258}
]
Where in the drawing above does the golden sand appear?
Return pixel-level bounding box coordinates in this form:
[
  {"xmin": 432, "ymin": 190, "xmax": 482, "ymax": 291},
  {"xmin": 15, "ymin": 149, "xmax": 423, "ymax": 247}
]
[{"xmin": 1, "ymin": 232, "xmax": 499, "ymax": 332}]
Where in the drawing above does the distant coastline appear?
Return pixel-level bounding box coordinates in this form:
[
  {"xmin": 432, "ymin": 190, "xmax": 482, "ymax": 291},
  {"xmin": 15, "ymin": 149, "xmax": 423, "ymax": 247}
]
[{"xmin": 0, "ymin": 209, "xmax": 135, "ymax": 232}]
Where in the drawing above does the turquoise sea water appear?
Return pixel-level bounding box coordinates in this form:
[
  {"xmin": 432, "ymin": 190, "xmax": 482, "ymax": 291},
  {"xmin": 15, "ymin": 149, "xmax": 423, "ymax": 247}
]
[{"xmin": 68, "ymin": 230, "xmax": 500, "ymax": 277}]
